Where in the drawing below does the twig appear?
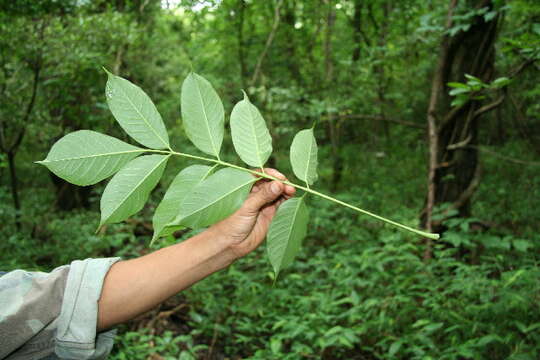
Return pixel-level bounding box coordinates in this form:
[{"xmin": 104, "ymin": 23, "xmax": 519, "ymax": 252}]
[
  {"xmin": 338, "ymin": 114, "xmax": 425, "ymax": 129},
  {"xmin": 447, "ymin": 133, "xmax": 472, "ymax": 150},
  {"xmin": 472, "ymin": 95, "xmax": 505, "ymax": 119},
  {"xmin": 140, "ymin": 148, "xmax": 440, "ymax": 240},
  {"xmin": 250, "ymin": 0, "xmax": 284, "ymax": 86},
  {"xmin": 469, "ymin": 145, "xmax": 540, "ymax": 166}
]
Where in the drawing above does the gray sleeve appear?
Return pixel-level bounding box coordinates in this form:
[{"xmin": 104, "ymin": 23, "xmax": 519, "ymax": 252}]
[{"xmin": 0, "ymin": 257, "xmax": 121, "ymax": 360}]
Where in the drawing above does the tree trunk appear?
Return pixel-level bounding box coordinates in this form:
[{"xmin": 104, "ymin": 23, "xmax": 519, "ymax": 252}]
[
  {"xmin": 423, "ymin": 0, "xmax": 499, "ymax": 256},
  {"xmin": 7, "ymin": 151, "xmax": 21, "ymax": 230},
  {"xmin": 236, "ymin": 0, "xmax": 247, "ymax": 87}
]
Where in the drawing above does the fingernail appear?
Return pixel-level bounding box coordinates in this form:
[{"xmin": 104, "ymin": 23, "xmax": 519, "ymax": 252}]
[{"xmin": 271, "ymin": 182, "xmax": 281, "ymax": 195}]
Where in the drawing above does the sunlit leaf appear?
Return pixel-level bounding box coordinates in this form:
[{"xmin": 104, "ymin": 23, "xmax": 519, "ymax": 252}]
[
  {"xmin": 100, "ymin": 155, "xmax": 169, "ymax": 227},
  {"xmin": 230, "ymin": 91, "xmax": 273, "ymax": 168},
  {"xmin": 37, "ymin": 130, "xmax": 144, "ymax": 186},
  {"xmin": 105, "ymin": 71, "xmax": 170, "ymax": 149},
  {"xmin": 181, "ymin": 72, "xmax": 224, "ymax": 157},
  {"xmin": 267, "ymin": 196, "xmax": 309, "ymax": 277}
]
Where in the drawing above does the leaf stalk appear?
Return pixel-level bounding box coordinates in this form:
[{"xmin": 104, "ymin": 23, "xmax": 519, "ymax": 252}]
[{"xmin": 147, "ymin": 149, "xmax": 440, "ymax": 240}]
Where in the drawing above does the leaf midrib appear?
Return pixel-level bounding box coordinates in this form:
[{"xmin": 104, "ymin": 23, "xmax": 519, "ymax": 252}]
[
  {"xmin": 246, "ymin": 101, "xmax": 264, "ymax": 167},
  {"xmin": 304, "ymin": 133, "xmax": 314, "ymax": 184},
  {"xmin": 193, "ymin": 75, "xmax": 219, "ymax": 157},
  {"xmin": 278, "ymin": 198, "xmax": 303, "ymax": 269},
  {"xmin": 115, "ymin": 78, "xmax": 169, "ymax": 149},
  {"xmin": 42, "ymin": 149, "xmax": 145, "ymax": 163},
  {"xmin": 103, "ymin": 155, "xmax": 169, "ymax": 223}
]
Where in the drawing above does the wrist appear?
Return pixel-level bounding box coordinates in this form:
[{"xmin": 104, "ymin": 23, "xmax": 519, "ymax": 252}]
[{"xmin": 204, "ymin": 224, "xmax": 241, "ymax": 266}]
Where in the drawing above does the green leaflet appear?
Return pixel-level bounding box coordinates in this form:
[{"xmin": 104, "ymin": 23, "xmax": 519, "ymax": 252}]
[
  {"xmin": 181, "ymin": 72, "xmax": 224, "ymax": 158},
  {"xmin": 230, "ymin": 91, "xmax": 273, "ymax": 168},
  {"xmin": 151, "ymin": 164, "xmax": 216, "ymax": 244},
  {"xmin": 290, "ymin": 129, "xmax": 318, "ymax": 185},
  {"xmin": 37, "ymin": 130, "xmax": 144, "ymax": 186},
  {"xmin": 100, "ymin": 155, "xmax": 169, "ymax": 227},
  {"xmin": 105, "ymin": 71, "xmax": 170, "ymax": 149},
  {"xmin": 168, "ymin": 168, "xmax": 256, "ymax": 229},
  {"xmin": 267, "ymin": 196, "xmax": 309, "ymax": 277}
]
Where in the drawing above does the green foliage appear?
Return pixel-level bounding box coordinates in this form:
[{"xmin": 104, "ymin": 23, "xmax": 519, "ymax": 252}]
[
  {"xmin": 168, "ymin": 168, "xmax": 255, "ymax": 229},
  {"xmin": 448, "ymin": 74, "xmax": 512, "ymax": 107},
  {"xmin": 230, "ymin": 91, "xmax": 273, "ymax": 168},
  {"xmin": 267, "ymin": 196, "xmax": 309, "ymax": 278},
  {"xmin": 37, "ymin": 130, "xmax": 143, "ymax": 186},
  {"xmin": 100, "ymin": 155, "xmax": 169, "ymax": 227},
  {"xmin": 151, "ymin": 165, "xmax": 215, "ymax": 243},
  {"xmin": 105, "ymin": 70, "xmax": 170, "ymax": 150},
  {"xmin": 180, "ymin": 72, "xmax": 225, "ymax": 158},
  {"xmin": 111, "ymin": 330, "xmax": 208, "ymax": 360},
  {"xmin": 290, "ymin": 128, "xmax": 319, "ymax": 186},
  {"xmin": 39, "ymin": 71, "xmax": 438, "ymax": 277},
  {"xmin": 146, "ymin": 213, "xmax": 540, "ymax": 359},
  {"xmin": 3, "ymin": 1, "xmax": 540, "ymax": 358}
]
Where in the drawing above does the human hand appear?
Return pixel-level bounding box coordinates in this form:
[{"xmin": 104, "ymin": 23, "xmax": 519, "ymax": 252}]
[{"xmin": 210, "ymin": 168, "xmax": 296, "ymax": 259}]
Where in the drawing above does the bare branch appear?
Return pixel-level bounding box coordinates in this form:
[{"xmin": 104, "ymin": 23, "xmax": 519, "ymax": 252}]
[
  {"xmin": 470, "ymin": 145, "xmax": 540, "ymax": 166},
  {"xmin": 472, "ymin": 95, "xmax": 505, "ymax": 119},
  {"xmin": 338, "ymin": 114, "xmax": 425, "ymax": 129},
  {"xmin": 447, "ymin": 133, "xmax": 472, "ymax": 150},
  {"xmin": 250, "ymin": 0, "xmax": 284, "ymax": 87}
]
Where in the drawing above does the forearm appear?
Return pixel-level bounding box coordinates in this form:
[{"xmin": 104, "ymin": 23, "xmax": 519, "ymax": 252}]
[{"xmin": 96, "ymin": 227, "xmax": 236, "ymax": 331}]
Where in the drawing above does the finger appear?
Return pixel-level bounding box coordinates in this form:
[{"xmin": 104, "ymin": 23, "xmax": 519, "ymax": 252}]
[
  {"xmin": 241, "ymin": 181, "xmax": 284, "ymax": 215},
  {"xmin": 284, "ymin": 185, "xmax": 296, "ymax": 197},
  {"xmin": 263, "ymin": 168, "xmax": 286, "ymax": 180},
  {"xmin": 262, "ymin": 169, "xmax": 296, "ymax": 197}
]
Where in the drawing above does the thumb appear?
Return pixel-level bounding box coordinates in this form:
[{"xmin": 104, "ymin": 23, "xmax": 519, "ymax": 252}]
[{"xmin": 241, "ymin": 181, "xmax": 284, "ymax": 215}]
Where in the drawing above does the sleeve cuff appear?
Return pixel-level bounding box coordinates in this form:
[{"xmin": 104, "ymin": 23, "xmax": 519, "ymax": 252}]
[{"xmin": 55, "ymin": 257, "xmax": 121, "ymax": 359}]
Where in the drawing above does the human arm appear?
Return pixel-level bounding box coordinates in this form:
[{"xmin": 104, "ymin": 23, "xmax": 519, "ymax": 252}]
[{"xmin": 96, "ymin": 168, "xmax": 295, "ymax": 331}]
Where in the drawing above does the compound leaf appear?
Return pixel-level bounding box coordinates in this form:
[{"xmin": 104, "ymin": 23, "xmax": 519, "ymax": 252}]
[
  {"xmin": 100, "ymin": 154, "xmax": 169, "ymax": 227},
  {"xmin": 267, "ymin": 197, "xmax": 309, "ymax": 277},
  {"xmin": 168, "ymin": 168, "xmax": 256, "ymax": 229},
  {"xmin": 151, "ymin": 164, "xmax": 216, "ymax": 243},
  {"xmin": 105, "ymin": 71, "xmax": 170, "ymax": 149},
  {"xmin": 181, "ymin": 72, "xmax": 224, "ymax": 157},
  {"xmin": 230, "ymin": 91, "xmax": 273, "ymax": 168},
  {"xmin": 37, "ymin": 130, "xmax": 144, "ymax": 186},
  {"xmin": 290, "ymin": 128, "xmax": 318, "ymax": 185}
]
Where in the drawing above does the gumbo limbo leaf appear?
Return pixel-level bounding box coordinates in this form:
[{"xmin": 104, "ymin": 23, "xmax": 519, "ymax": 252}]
[{"xmin": 38, "ymin": 70, "xmax": 440, "ymax": 278}]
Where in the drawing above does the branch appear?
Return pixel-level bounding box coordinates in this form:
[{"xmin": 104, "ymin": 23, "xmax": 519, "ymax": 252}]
[
  {"xmin": 143, "ymin": 148, "xmax": 440, "ymax": 240},
  {"xmin": 11, "ymin": 61, "xmax": 41, "ymax": 151},
  {"xmin": 472, "ymin": 94, "xmax": 505, "ymax": 119},
  {"xmin": 338, "ymin": 114, "xmax": 425, "ymax": 129},
  {"xmin": 250, "ymin": 0, "xmax": 284, "ymax": 87},
  {"xmin": 447, "ymin": 133, "xmax": 472, "ymax": 150},
  {"xmin": 469, "ymin": 145, "xmax": 540, "ymax": 166},
  {"xmin": 432, "ymin": 162, "xmax": 482, "ymax": 228},
  {"xmin": 451, "ymin": 162, "xmax": 482, "ymax": 212}
]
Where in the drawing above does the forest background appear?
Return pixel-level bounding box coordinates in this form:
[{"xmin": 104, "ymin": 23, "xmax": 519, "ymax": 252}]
[{"xmin": 1, "ymin": 0, "xmax": 539, "ymax": 359}]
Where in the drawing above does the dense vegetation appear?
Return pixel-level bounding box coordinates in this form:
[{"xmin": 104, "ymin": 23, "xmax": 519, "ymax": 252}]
[{"xmin": 1, "ymin": 0, "xmax": 539, "ymax": 359}]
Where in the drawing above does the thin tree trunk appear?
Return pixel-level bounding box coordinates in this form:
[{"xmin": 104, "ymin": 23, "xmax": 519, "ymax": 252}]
[
  {"xmin": 424, "ymin": 0, "xmax": 458, "ymax": 259},
  {"xmin": 423, "ymin": 0, "xmax": 500, "ymax": 260},
  {"xmin": 7, "ymin": 151, "xmax": 21, "ymax": 230},
  {"xmin": 250, "ymin": 0, "xmax": 283, "ymax": 87},
  {"xmin": 236, "ymin": 0, "xmax": 247, "ymax": 87}
]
